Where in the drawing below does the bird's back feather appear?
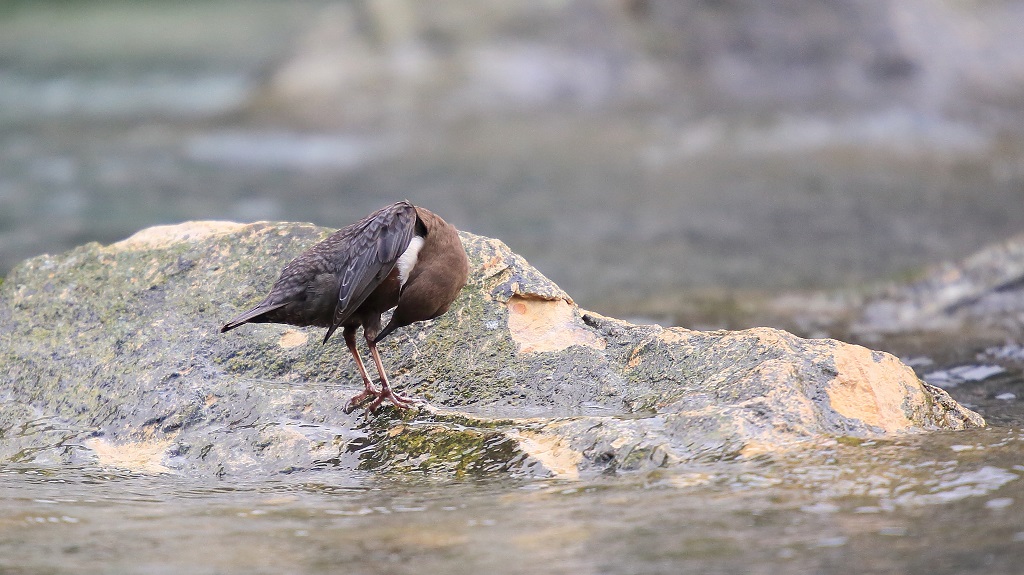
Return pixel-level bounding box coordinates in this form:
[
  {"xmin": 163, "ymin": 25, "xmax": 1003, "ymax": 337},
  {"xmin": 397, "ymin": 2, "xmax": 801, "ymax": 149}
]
[{"xmin": 221, "ymin": 201, "xmax": 423, "ymax": 342}]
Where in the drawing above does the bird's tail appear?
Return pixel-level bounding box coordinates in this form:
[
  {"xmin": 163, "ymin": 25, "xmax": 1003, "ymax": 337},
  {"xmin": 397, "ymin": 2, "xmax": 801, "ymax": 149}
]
[{"xmin": 220, "ymin": 302, "xmax": 286, "ymax": 333}]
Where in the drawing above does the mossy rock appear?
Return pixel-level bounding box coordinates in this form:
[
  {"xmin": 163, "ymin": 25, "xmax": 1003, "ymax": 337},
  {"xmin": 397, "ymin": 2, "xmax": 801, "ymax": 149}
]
[{"xmin": 0, "ymin": 221, "xmax": 983, "ymax": 478}]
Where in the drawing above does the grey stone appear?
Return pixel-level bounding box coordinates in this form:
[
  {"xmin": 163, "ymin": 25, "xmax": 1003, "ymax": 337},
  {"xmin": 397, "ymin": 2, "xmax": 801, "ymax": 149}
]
[{"xmin": 854, "ymin": 233, "xmax": 1024, "ymax": 339}]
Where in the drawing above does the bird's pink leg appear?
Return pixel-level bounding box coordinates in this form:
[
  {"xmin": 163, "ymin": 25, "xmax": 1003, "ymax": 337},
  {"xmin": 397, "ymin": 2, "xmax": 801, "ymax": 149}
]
[
  {"xmin": 342, "ymin": 328, "xmax": 381, "ymax": 414},
  {"xmin": 366, "ymin": 341, "xmax": 419, "ymax": 411}
]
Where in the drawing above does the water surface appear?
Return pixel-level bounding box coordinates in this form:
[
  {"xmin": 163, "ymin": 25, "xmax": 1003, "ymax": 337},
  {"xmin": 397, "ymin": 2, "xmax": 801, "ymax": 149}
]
[{"xmin": 3, "ymin": 393, "xmax": 1023, "ymax": 574}]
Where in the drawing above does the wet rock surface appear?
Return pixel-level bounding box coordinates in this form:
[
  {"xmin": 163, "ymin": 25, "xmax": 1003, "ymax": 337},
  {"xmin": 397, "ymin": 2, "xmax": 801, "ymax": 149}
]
[
  {"xmin": 0, "ymin": 222, "xmax": 983, "ymax": 478},
  {"xmin": 853, "ymin": 233, "xmax": 1024, "ymax": 342}
]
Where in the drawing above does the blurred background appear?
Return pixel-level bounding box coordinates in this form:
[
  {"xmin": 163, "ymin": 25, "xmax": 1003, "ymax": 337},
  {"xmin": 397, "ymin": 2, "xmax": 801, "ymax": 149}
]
[{"xmin": 2, "ymin": 0, "xmax": 1024, "ymax": 326}]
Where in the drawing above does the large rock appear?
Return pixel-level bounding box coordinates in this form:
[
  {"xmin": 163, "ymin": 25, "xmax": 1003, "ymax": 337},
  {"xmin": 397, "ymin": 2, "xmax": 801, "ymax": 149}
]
[{"xmin": 0, "ymin": 221, "xmax": 983, "ymax": 478}]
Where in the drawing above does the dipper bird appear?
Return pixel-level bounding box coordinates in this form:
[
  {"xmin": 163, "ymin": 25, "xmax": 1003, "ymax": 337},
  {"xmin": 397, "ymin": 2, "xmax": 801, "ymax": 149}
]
[{"xmin": 221, "ymin": 201, "xmax": 469, "ymax": 412}]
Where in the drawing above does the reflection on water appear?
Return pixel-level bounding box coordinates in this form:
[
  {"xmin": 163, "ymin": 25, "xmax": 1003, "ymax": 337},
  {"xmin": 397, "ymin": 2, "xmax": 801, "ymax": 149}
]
[
  {"xmin": 0, "ymin": 72, "xmax": 251, "ymax": 120},
  {"xmin": 3, "ymin": 426, "xmax": 1023, "ymax": 574},
  {"xmin": 185, "ymin": 132, "xmax": 395, "ymax": 170}
]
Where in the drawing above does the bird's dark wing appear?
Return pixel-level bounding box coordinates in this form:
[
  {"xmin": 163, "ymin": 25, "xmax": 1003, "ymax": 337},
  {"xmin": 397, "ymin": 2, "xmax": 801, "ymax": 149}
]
[{"xmin": 326, "ymin": 201, "xmax": 417, "ymax": 335}]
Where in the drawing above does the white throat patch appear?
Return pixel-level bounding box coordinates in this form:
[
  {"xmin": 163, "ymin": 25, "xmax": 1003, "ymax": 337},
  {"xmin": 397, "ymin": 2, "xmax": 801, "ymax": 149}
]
[{"xmin": 396, "ymin": 235, "xmax": 425, "ymax": 287}]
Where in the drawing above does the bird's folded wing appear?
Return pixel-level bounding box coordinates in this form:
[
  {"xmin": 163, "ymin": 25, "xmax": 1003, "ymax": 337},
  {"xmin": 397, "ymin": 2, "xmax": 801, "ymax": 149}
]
[{"xmin": 331, "ymin": 203, "xmax": 417, "ymax": 327}]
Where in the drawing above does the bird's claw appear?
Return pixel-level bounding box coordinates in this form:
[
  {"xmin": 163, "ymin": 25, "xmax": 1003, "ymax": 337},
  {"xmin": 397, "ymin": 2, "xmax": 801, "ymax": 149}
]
[
  {"xmin": 342, "ymin": 387, "xmax": 379, "ymax": 414},
  {"xmin": 344, "ymin": 387, "xmax": 421, "ymax": 414},
  {"xmin": 367, "ymin": 389, "xmax": 420, "ymax": 412}
]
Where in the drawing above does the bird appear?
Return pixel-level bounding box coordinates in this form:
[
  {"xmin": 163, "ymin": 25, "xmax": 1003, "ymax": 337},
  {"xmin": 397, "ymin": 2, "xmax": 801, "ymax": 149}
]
[{"xmin": 221, "ymin": 201, "xmax": 469, "ymax": 413}]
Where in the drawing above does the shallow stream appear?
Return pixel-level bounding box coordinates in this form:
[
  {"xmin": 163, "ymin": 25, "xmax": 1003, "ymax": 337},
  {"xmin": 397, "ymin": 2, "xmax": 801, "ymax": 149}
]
[{"xmin": 2, "ymin": 359, "xmax": 1023, "ymax": 575}]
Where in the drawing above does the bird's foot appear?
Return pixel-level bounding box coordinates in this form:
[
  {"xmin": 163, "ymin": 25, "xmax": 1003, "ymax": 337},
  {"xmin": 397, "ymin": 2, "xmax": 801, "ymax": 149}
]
[
  {"xmin": 344, "ymin": 387, "xmax": 421, "ymax": 414},
  {"xmin": 342, "ymin": 386, "xmax": 381, "ymax": 414},
  {"xmin": 367, "ymin": 386, "xmax": 422, "ymax": 413}
]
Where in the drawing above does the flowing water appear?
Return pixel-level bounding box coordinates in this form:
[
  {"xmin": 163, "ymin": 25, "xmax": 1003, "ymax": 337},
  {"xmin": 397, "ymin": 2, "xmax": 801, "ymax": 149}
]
[{"xmin": 2, "ymin": 364, "xmax": 1023, "ymax": 575}]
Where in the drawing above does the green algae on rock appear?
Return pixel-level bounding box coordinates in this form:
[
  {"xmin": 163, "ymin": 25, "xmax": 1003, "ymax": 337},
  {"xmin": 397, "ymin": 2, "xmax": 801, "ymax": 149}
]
[{"xmin": 0, "ymin": 221, "xmax": 983, "ymax": 478}]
